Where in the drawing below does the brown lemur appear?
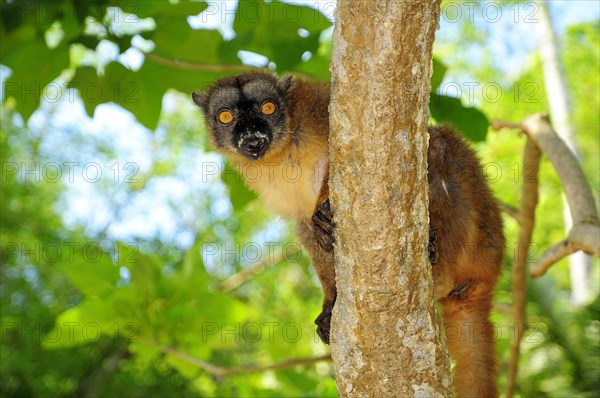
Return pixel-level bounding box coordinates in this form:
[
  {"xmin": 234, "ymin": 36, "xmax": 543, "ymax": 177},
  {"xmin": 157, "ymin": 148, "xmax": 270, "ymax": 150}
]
[{"xmin": 193, "ymin": 72, "xmax": 504, "ymax": 398}]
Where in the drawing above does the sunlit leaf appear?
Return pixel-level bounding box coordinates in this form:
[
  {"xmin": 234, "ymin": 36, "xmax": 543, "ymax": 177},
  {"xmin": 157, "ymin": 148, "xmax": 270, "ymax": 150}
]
[
  {"xmin": 42, "ymin": 298, "xmax": 121, "ymax": 349},
  {"xmin": 57, "ymin": 245, "xmax": 119, "ymax": 297},
  {"xmin": 222, "ymin": 162, "xmax": 257, "ymax": 212},
  {"xmin": 431, "ymin": 57, "xmax": 447, "ymax": 91},
  {"xmin": 2, "ymin": 28, "xmax": 69, "ymax": 120},
  {"xmin": 429, "ymin": 93, "xmax": 488, "ymax": 141},
  {"xmin": 226, "ymin": 0, "xmax": 332, "ymax": 72}
]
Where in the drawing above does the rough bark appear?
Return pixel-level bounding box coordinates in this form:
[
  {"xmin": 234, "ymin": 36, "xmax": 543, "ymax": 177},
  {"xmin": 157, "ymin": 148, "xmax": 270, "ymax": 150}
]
[
  {"xmin": 329, "ymin": 1, "xmax": 452, "ymax": 396},
  {"xmin": 536, "ymin": 0, "xmax": 591, "ymax": 304}
]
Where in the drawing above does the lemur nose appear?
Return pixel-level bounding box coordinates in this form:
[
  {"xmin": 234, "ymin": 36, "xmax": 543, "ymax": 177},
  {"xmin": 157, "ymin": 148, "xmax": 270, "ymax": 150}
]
[{"xmin": 243, "ymin": 137, "xmax": 264, "ymax": 154}]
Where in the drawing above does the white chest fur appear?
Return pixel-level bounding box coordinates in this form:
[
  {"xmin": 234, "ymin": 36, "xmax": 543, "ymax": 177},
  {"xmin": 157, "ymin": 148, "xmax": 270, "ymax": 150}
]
[{"xmin": 247, "ymin": 151, "xmax": 328, "ymax": 221}]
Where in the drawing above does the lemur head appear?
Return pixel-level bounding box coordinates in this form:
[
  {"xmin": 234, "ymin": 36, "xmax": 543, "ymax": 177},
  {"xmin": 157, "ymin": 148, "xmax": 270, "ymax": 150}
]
[{"xmin": 193, "ymin": 72, "xmax": 293, "ymax": 161}]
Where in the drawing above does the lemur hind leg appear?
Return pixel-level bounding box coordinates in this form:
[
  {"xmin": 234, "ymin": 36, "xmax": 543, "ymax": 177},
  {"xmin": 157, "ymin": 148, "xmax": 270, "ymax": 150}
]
[{"xmin": 441, "ymin": 283, "xmax": 498, "ymax": 398}]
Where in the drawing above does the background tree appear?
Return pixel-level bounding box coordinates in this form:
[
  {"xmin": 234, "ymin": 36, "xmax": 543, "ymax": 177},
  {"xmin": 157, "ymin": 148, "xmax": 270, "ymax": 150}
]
[{"xmin": 536, "ymin": 0, "xmax": 591, "ymax": 305}]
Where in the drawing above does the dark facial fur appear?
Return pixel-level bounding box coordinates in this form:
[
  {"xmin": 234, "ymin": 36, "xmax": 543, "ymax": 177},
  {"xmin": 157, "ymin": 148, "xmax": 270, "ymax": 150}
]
[{"xmin": 193, "ymin": 72, "xmax": 292, "ymax": 160}]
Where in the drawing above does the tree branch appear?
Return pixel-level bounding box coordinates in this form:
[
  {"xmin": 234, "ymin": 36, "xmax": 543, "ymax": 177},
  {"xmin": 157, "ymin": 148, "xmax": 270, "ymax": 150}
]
[
  {"xmin": 143, "ymin": 53, "xmax": 316, "ymax": 81},
  {"xmin": 520, "ymin": 114, "xmax": 598, "ymax": 228},
  {"xmin": 144, "ymin": 52, "xmax": 261, "ymax": 73},
  {"xmin": 506, "ymin": 137, "xmax": 541, "ymax": 398},
  {"xmin": 220, "ymin": 253, "xmax": 285, "ymax": 292},
  {"xmin": 532, "ymin": 224, "xmax": 600, "ymax": 277},
  {"xmin": 490, "ymin": 120, "xmax": 523, "ymax": 131},
  {"xmin": 500, "ymin": 201, "xmax": 523, "ymax": 225},
  {"xmin": 143, "ymin": 339, "xmax": 330, "ymax": 377},
  {"xmin": 492, "ymin": 113, "xmax": 600, "ymax": 277},
  {"xmin": 493, "ymin": 303, "xmax": 513, "ymax": 315}
]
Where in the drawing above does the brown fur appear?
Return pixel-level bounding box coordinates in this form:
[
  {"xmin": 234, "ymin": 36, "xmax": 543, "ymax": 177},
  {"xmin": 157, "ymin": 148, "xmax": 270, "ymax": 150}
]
[{"xmin": 195, "ymin": 73, "xmax": 504, "ymax": 397}]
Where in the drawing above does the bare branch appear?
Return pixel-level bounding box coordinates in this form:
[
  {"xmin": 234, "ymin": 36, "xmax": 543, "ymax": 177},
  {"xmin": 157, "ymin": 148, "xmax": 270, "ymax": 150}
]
[
  {"xmin": 490, "ymin": 120, "xmax": 523, "ymax": 131},
  {"xmin": 492, "ymin": 113, "xmax": 600, "ymax": 278},
  {"xmin": 220, "ymin": 253, "xmax": 285, "ymax": 292},
  {"xmin": 145, "ymin": 52, "xmax": 261, "ymax": 73},
  {"xmin": 493, "ymin": 303, "xmax": 513, "ymax": 315},
  {"xmin": 143, "ymin": 339, "xmax": 331, "ymax": 377},
  {"xmin": 532, "ymin": 224, "xmax": 600, "ymax": 277},
  {"xmin": 531, "ymin": 239, "xmax": 578, "ymax": 276},
  {"xmin": 520, "ymin": 114, "xmax": 598, "ymax": 227},
  {"xmin": 504, "ymin": 137, "xmax": 541, "ymax": 398},
  {"xmin": 143, "ymin": 53, "xmax": 316, "ymax": 81},
  {"xmin": 500, "ymin": 202, "xmax": 523, "ymax": 225}
]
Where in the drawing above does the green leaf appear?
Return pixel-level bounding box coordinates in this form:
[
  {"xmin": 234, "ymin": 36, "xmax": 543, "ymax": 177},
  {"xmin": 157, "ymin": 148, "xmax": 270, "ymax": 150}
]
[
  {"xmin": 74, "ymin": 0, "xmax": 108, "ymax": 22},
  {"xmin": 429, "ymin": 94, "xmax": 489, "ymax": 142},
  {"xmin": 182, "ymin": 236, "xmax": 210, "ymax": 284},
  {"xmin": 116, "ymin": 243, "xmax": 161, "ymax": 295},
  {"xmin": 42, "ymin": 298, "xmax": 120, "ymax": 349},
  {"xmin": 151, "ymin": 16, "xmax": 223, "ymax": 65},
  {"xmin": 128, "ymin": 341, "xmax": 161, "ymax": 364},
  {"xmin": 166, "ymin": 353, "xmax": 200, "ymax": 378},
  {"xmin": 222, "ymin": 162, "xmax": 257, "ymax": 211},
  {"xmin": 42, "ymin": 305, "xmax": 87, "ymax": 349},
  {"xmin": 228, "ymin": 0, "xmax": 332, "ymax": 72},
  {"xmin": 112, "ymin": 0, "xmax": 207, "ymax": 19},
  {"xmin": 194, "ymin": 292, "xmax": 249, "ymax": 324},
  {"xmin": 139, "ymin": 52, "xmax": 231, "ymax": 96},
  {"xmin": 69, "ymin": 62, "xmax": 166, "ymax": 130},
  {"xmin": 295, "ymin": 34, "xmax": 332, "ymax": 81},
  {"xmin": 431, "ymin": 57, "xmax": 447, "ymax": 91},
  {"xmin": 0, "ymin": 0, "xmax": 79, "ymax": 33},
  {"xmin": 57, "ymin": 245, "xmax": 119, "ymax": 297},
  {"xmin": 2, "ymin": 27, "xmax": 69, "ymax": 120},
  {"xmin": 178, "ymin": 292, "xmax": 252, "ymax": 355}
]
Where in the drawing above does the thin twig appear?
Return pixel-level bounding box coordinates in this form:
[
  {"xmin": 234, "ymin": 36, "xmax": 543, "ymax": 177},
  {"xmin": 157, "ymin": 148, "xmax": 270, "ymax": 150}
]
[
  {"xmin": 220, "ymin": 253, "xmax": 285, "ymax": 292},
  {"xmin": 490, "ymin": 120, "xmax": 523, "ymax": 131},
  {"xmin": 493, "ymin": 303, "xmax": 513, "ymax": 315},
  {"xmin": 506, "ymin": 137, "xmax": 541, "ymax": 398},
  {"xmin": 145, "ymin": 52, "xmax": 262, "ymax": 73},
  {"xmin": 144, "ymin": 52, "xmax": 317, "ymax": 81},
  {"xmin": 500, "ymin": 202, "xmax": 523, "ymax": 225},
  {"xmin": 143, "ymin": 338, "xmax": 331, "ymax": 377}
]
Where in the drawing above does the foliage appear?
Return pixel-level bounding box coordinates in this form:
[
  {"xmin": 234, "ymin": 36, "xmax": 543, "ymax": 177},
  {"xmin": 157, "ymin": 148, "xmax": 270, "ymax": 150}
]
[
  {"xmin": 1, "ymin": 0, "xmax": 598, "ymax": 397},
  {"xmin": 0, "ymin": 0, "xmax": 488, "ymax": 139}
]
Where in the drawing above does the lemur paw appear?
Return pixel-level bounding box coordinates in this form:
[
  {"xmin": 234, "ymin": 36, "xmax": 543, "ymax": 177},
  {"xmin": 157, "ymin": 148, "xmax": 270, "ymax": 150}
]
[
  {"xmin": 429, "ymin": 226, "xmax": 438, "ymax": 264},
  {"xmin": 315, "ymin": 299, "xmax": 335, "ymax": 344},
  {"xmin": 312, "ymin": 199, "xmax": 335, "ymax": 252}
]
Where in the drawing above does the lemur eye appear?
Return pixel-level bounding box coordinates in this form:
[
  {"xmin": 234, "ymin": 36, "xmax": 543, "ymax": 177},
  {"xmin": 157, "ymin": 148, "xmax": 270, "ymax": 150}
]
[
  {"xmin": 218, "ymin": 110, "xmax": 234, "ymax": 124},
  {"xmin": 261, "ymin": 101, "xmax": 276, "ymax": 115}
]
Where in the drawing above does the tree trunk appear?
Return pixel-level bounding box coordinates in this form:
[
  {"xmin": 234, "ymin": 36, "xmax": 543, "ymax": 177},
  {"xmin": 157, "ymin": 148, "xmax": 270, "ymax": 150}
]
[
  {"xmin": 329, "ymin": 1, "xmax": 452, "ymax": 396},
  {"xmin": 536, "ymin": 0, "xmax": 590, "ymax": 304}
]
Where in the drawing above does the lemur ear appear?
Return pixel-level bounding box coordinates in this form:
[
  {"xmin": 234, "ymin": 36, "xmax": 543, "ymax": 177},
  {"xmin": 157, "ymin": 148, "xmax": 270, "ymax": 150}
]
[
  {"xmin": 192, "ymin": 91, "xmax": 208, "ymax": 109},
  {"xmin": 277, "ymin": 75, "xmax": 293, "ymax": 93}
]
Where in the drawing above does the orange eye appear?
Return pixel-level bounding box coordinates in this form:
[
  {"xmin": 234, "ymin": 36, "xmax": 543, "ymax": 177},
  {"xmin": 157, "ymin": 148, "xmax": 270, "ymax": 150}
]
[
  {"xmin": 261, "ymin": 101, "xmax": 276, "ymax": 115},
  {"xmin": 218, "ymin": 110, "xmax": 234, "ymax": 124}
]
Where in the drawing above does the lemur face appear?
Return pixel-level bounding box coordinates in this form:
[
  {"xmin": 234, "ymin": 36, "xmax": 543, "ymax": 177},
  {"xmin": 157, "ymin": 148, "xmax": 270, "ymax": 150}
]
[{"xmin": 193, "ymin": 72, "xmax": 292, "ymax": 160}]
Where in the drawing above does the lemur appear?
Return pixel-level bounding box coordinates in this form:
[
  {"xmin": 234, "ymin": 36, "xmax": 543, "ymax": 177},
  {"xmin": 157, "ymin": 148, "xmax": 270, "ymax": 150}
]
[{"xmin": 193, "ymin": 72, "xmax": 504, "ymax": 397}]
